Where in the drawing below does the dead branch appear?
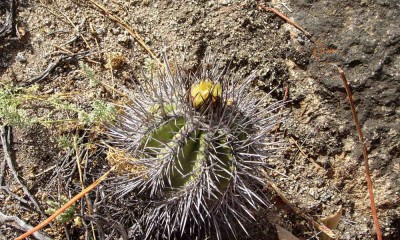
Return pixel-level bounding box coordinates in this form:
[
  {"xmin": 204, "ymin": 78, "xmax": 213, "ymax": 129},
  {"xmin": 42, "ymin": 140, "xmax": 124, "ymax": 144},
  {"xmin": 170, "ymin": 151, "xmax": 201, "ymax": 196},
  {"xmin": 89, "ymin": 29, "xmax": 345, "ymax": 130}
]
[
  {"xmin": 0, "ymin": 0, "xmax": 17, "ymax": 39},
  {"xmin": 0, "ymin": 149, "xmax": 6, "ymax": 186},
  {"xmin": 22, "ymin": 51, "xmax": 92, "ymax": 87},
  {"xmin": 15, "ymin": 166, "xmax": 115, "ymax": 240},
  {"xmin": 85, "ymin": 0, "xmax": 161, "ymax": 66},
  {"xmin": 0, "ymin": 211, "xmax": 52, "ymax": 240},
  {"xmin": 258, "ymin": 5, "xmax": 312, "ymax": 39},
  {"xmin": 260, "ymin": 169, "xmax": 337, "ymax": 238},
  {"xmin": 83, "ymin": 214, "xmax": 128, "ymax": 240},
  {"xmin": 0, "ymin": 126, "xmax": 44, "ymax": 215},
  {"xmin": 336, "ymin": 67, "xmax": 382, "ymax": 240},
  {"xmin": 0, "ymin": 186, "xmax": 30, "ymax": 204}
]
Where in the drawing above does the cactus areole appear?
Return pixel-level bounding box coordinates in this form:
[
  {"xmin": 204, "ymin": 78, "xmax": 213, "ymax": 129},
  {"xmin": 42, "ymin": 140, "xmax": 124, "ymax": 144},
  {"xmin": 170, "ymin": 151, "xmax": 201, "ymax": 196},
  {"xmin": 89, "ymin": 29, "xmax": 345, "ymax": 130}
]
[{"xmin": 107, "ymin": 56, "xmax": 284, "ymax": 239}]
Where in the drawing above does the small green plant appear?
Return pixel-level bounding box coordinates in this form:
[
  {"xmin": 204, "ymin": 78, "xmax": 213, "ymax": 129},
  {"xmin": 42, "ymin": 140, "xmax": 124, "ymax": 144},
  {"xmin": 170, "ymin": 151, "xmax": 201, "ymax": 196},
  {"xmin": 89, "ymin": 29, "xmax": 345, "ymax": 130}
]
[
  {"xmin": 106, "ymin": 55, "xmax": 285, "ymax": 239},
  {"xmin": 57, "ymin": 135, "xmax": 73, "ymax": 149},
  {"xmin": 45, "ymin": 196, "xmax": 76, "ymax": 224},
  {"xmin": 0, "ymin": 85, "xmax": 32, "ymax": 127},
  {"xmin": 78, "ymin": 100, "xmax": 117, "ymax": 125},
  {"xmin": 143, "ymin": 57, "xmax": 159, "ymax": 78},
  {"xmin": 0, "ymin": 84, "xmax": 116, "ymax": 128},
  {"xmin": 79, "ymin": 62, "xmax": 100, "ymax": 87}
]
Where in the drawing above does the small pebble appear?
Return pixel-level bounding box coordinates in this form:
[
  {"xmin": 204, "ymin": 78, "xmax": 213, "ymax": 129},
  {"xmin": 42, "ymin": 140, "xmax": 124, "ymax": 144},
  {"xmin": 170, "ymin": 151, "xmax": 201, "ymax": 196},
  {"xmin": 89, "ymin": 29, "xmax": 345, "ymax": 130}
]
[
  {"xmin": 16, "ymin": 52, "xmax": 27, "ymax": 63},
  {"xmin": 117, "ymin": 34, "xmax": 130, "ymax": 44}
]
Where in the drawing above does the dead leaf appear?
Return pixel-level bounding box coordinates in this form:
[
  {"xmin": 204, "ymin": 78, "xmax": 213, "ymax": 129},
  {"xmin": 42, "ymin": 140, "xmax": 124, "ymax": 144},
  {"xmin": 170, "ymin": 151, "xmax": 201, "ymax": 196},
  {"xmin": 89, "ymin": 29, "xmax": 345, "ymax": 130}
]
[
  {"xmin": 17, "ymin": 27, "xmax": 26, "ymax": 39},
  {"xmin": 276, "ymin": 225, "xmax": 300, "ymax": 240},
  {"xmin": 319, "ymin": 206, "xmax": 343, "ymax": 240}
]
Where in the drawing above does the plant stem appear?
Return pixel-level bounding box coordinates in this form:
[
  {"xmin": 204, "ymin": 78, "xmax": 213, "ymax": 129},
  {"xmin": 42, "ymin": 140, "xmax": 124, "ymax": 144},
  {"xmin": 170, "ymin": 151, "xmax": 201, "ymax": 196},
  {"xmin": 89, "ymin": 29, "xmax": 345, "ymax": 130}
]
[{"xmin": 337, "ymin": 67, "xmax": 382, "ymax": 240}]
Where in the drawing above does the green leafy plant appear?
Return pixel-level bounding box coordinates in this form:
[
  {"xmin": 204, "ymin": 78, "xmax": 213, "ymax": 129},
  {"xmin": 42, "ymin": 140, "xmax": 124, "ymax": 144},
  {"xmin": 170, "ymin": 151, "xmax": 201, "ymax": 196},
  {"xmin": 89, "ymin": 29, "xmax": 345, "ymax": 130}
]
[
  {"xmin": 106, "ymin": 56, "xmax": 285, "ymax": 239},
  {"xmin": 0, "ymin": 85, "xmax": 33, "ymax": 127},
  {"xmin": 79, "ymin": 62, "xmax": 100, "ymax": 87},
  {"xmin": 45, "ymin": 196, "xmax": 76, "ymax": 224},
  {"xmin": 0, "ymin": 84, "xmax": 116, "ymax": 128},
  {"xmin": 78, "ymin": 100, "xmax": 117, "ymax": 125}
]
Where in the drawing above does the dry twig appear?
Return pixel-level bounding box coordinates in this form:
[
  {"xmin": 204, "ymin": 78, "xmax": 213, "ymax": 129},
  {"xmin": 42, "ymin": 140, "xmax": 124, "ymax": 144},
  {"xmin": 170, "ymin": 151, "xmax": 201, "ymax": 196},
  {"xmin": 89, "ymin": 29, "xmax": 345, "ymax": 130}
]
[
  {"xmin": 260, "ymin": 169, "xmax": 337, "ymax": 238},
  {"xmin": 15, "ymin": 166, "xmax": 115, "ymax": 240},
  {"xmin": 336, "ymin": 67, "xmax": 382, "ymax": 240},
  {"xmin": 73, "ymin": 135, "xmax": 97, "ymax": 240},
  {"xmin": 0, "ymin": 126, "xmax": 44, "ymax": 215},
  {"xmin": 0, "ymin": 150, "xmax": 6, "ymax": 186},
  {"xmin": 86, "ymin": 0, "xmax": 161, "ymax": 65},
  {"xmin": 0, "ymin": 0, "xmax": 17, "ymax": 39},
  {"xmin": 0, "ymin": 186, "xmax": 29, "ymax": 204},
  {"xmin": 22, "ymin": 51, "xmax": 92, "ymax": 87},
  {"xmin": 0, "ymin": 211, "xmax": 52, "ymax": 240},
  {"xmin": 258, "ymin": 5, "xmax": 312, "ymax": 39}
]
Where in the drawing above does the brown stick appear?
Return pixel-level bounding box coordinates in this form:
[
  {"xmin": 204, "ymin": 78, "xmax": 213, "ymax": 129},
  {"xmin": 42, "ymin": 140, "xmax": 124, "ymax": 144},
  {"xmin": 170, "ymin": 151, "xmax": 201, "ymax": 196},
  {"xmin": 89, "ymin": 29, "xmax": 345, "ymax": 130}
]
[
  {"xmin": 1, "ymin": 126, "xmax": 44, "ymax": 215},
  {"xmin": 260, "ymin": 169, "xmax": 337, "ymax": 238},
  {"xmin": 258, "ymin": 5, "xmax": 312, "ymax": 38},
  {"xmin": 15, "ymin": 167, "xmax": 115, "ymax": 240},
  {"xmin": 87, "ymin": 0, "xmax": 162, "ymax": 66},
  {"xmin": 337, "ymin": 67, "xmax": 382, "ymax": 240},
  {"xmin": 0, "ymin": 212, "xmax": 52, "ymax": 240}
]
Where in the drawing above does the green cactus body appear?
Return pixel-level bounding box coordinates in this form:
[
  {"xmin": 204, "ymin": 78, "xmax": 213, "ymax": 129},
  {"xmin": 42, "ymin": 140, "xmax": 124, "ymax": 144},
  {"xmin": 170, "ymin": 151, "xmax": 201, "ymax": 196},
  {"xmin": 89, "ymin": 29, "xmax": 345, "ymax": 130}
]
[
  {"xmin": 141, "ymin": 115, "xmax": 234, "ymax": 191},
  {"xmin": 107, "ymin": 55, "xmax": 284, "ymax": 239},
  {"xmin": 167, "ymin": 129, "xmax": 202, "ymax": 188},
  {"xmin": 212, "ymin": 132, "xmax": 234, "ymax": 191},
  {"xmin": 141, "ymin": 117, "xmax": 185, "ymax": 155}
]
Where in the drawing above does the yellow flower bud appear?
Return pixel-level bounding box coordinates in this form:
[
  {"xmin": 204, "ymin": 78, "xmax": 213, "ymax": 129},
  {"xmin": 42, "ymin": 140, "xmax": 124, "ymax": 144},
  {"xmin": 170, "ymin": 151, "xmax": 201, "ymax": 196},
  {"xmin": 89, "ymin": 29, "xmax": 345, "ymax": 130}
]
[{"xmin": 190, "ymin": 80, "xmax": 222, "ymax": 109}]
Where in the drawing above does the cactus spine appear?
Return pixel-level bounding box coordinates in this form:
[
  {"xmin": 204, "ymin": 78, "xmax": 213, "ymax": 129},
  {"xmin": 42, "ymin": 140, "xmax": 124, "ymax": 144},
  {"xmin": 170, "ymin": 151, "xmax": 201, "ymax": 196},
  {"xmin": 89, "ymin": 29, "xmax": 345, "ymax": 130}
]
[{"xmin": 107, "ymin": 55, "xmax": 284, "ymax": 239}]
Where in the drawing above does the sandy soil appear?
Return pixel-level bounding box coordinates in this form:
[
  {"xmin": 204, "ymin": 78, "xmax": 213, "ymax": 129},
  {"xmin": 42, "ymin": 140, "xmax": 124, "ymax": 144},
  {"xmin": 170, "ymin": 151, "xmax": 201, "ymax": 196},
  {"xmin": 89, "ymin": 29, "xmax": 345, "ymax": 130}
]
[{"xmin": 0, "ymin": 0, "xmax": 399, "ymax": 239}]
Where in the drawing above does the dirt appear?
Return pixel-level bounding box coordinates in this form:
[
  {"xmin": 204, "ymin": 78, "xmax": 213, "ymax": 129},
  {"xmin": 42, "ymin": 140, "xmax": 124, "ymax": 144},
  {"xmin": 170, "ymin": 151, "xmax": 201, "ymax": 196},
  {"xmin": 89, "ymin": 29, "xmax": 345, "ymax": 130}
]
[{"xmin": 1, "ymin": 0, "xmax": 399, "ymax": 239}]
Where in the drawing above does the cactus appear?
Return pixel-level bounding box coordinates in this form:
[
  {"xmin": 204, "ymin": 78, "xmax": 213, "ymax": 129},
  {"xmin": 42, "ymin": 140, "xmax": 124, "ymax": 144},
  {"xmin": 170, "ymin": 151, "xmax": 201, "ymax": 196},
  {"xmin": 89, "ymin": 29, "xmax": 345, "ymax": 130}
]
[{"xmin": 106, "ymin": 55, "xmax": 284, "ymax": 239}]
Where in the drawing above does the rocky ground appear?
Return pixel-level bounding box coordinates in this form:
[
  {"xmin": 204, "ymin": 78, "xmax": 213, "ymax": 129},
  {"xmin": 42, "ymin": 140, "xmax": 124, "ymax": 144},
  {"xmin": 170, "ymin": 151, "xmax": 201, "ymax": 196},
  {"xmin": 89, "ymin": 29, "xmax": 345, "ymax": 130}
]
[{"xmin": 0, "ymin": 0, "xmax": 399, "ymax": 239}]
